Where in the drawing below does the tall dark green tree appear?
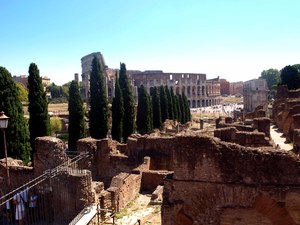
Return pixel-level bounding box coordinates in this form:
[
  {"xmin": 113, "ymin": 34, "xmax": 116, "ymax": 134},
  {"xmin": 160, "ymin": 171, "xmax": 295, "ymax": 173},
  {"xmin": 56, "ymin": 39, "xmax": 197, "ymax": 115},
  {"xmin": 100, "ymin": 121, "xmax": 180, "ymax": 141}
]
[
  {"xmin": 170, "ymin": 87, "xmax": 178, "ymax": 120},
  {"xmin": 136, "ymin": 85, "xmax": 152, "ymax": 134},
  {"xmin": 111, "ymin": 73, "xmax": 124, "ymax": 142},
  {"xmin": 119, "ymin": 63, "xmax": 135, "ymax": 142},
  {"xmin": 178, "ymin": 94, "xmax": 185, "ymax": 123},
  {"xmin": 28, "ymin": 63, "xmax": 50, "ymax": 155},
  {"xmin": 68, "ymin": 80, "xmax": 86, "ymax": 151},
  {"xmin": 89, "ymin": 56, "xmax": 109, "ymax": 139},
  {"xmin": 159, "ymin": 85, "xmax": 168, "ymax": 123},
  {"xmin": 0, "ymin": 67, "xmax": 31, "ymax": 162},
  {"xmin": 182, "ymin": 92, "xmax": 191, "ymax": 122},
  {"xmin": 165, "ymin": 86, "xmax": 174, "ymax": 120},
  {"xmin": 280, "ymin": 65, "xmax": 300, "ymax": 90},
  {"xmin": 149, "ymin": 95, "xmax": 153, "ymax": 130},
  {"xmin": 175, "ymin": 95, "xmax": 181, "ymax": 122},
  {"xmin": 152, "ymin": 87, "xmax": 162, "ymax": 129}
]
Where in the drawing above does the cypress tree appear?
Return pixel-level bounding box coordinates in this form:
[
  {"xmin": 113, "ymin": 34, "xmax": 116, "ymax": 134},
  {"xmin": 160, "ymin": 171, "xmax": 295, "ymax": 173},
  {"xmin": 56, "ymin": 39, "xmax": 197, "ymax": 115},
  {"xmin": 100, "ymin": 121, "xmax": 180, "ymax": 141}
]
[
  {"xmin": 136, "ymin": 85, "xmax": 151, "ymax": 134},
  {"xmin": 182, "ymin": 92, "xmax": 191, "ymax": 122},
  {"xmin": 0, "ymin": 67, "xmax": 31, "ymax": 162},
  {"xmin": 119, "ymin": 63, "xmax": 135, "ymax": 142},
  {"xmin": 68, "ymin": 80, "xmax": 86, "ymax": 151},
  {"xmin": 111, "ymin": 73, "xmax": 124, "ymax": 142},
  {"xmin": 152, "ymin": 87, "xmax": 162, "ymax": 129},
  {"xmin": 171, "ymin": 87, "xmax": 178, "ymax": 121},
  {"xmin": 149, "ymin": 94, "xmax": 153, "ymax": 130},
  {"xmin": 89, "ymin": 56, "xmax": 109, "ymax": 139},
  {"xmin": 165, "ymin": 85, "xmax": 174, "ymax": 120},
  {"xmin": 178, "ymin": 94, "xmax": 185, "ymax": 123},
  {"xmin": 28, "ymin": 63, "xmax": 50, "ymax": 155},
  {"xmin": 175, "ymin": 95, "xmax": 181, "ymax": 122},
  {"xmin": 159, "ymin": 85, "xmax": 169, "ymax": 123}
]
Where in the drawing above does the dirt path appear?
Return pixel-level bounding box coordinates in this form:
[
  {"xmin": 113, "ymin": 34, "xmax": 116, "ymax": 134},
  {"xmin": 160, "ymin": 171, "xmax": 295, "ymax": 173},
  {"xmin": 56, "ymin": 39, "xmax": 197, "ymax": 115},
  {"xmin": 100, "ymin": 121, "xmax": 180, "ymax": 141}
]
[
  {"xmin": 114, "ymin": 194, "xmax": 161, "ymax": 225},
  {"xmin": 270, "ymin": 125, "xmax": 292, "ymax": 151}
]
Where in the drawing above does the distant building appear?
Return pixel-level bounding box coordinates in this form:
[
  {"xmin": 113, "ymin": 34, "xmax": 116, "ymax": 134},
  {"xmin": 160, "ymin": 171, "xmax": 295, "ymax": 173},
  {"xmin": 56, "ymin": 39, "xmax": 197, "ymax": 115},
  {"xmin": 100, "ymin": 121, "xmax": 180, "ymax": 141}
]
[
  {"xmin": 81, "ymin": 52, "xmax": 221, "ymax": 107},
  {"xmin": 243, "ymin": 79, "xmax": 268, "ymax": 113},
  {"xmin": 230, "ymin": 81, "xmax": 243, "ymax": 96},
  {"xmin": 220, "ymin": 79, "xmax": 230, "ymax": 96},
  {"xmin": 74, "ymin": 73, "xmax": 79, "ymax": 82},
  {"xmin": 81, "ymin": 52, "xmax": 116, "ymax": 103},
  {"xmin": 13, "ymin": 75, "xmax": 51, "ymax": 90},
  {"xmin": 129, "ymin": 71, "xmax": 221, "ymax": 107}
]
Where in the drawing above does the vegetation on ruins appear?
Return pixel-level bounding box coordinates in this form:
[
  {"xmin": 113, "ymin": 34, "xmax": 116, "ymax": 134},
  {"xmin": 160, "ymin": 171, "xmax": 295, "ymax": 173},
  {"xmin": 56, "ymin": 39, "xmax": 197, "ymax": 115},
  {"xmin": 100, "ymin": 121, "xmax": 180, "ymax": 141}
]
[
  {"xmin": 170, "ymin": 87, "xmax": 178, "ymax": 120},
  {"xmin": 159, "ymin": 85, "xmax": 169, "ymax": 123},
  {"xmin": 111, "ymin": 73, "xmax": 124, "ymax": 142},
  {"xmin": 119, "ymin": 63, "xmax": 135, "ymax": 142},
  {"xmin": 68, "ymin": 80, "xmax": 86, "ymax": 150},
  {"xmin": 28, "ymin": 63, "xmax": 50, "ymax": 156},
  {"xmin": 165, "ymin": 85, "xmax": 174, "ymax": 120},
  {"xmin": 0, "ymin": 67, "xmax": 31, "ymax": 162},
  {"xmin": 152, "ymin": 87, "xmax": 162, "ymax": 129},
  {"xmin": 137, "ymin": 85, "xmax": 152, "ymax": 134},
  {"xmin": 89, "ymin": 56, "xmax": 109, "ymax": 139},
  {"xmin": 280, "ymin": 65, "xmax": 300, "ymax": 90}
]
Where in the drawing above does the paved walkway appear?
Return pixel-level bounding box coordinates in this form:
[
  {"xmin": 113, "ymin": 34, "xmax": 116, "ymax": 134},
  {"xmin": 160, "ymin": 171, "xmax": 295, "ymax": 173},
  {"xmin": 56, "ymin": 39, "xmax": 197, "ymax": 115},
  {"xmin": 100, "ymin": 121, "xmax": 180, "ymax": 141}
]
[{"xmin": 270, "ymin": 125, "xmax": 293, "ymax": 151}]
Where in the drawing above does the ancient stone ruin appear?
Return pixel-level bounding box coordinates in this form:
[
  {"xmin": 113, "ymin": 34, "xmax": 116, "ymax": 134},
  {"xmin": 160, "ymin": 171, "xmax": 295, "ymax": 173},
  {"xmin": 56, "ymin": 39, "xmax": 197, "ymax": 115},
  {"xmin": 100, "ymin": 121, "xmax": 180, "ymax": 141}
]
[{"xmin": 1, "ymin": 88, "xmax": 300, "ymax": 224}]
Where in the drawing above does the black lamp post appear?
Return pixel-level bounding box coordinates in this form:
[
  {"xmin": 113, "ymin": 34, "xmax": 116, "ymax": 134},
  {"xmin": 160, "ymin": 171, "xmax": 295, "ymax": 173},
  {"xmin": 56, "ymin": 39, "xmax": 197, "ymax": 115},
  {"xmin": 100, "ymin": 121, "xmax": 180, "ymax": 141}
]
[{"xmin": 0, "ymin": 111, "xmax": 10, "ymax": 186}]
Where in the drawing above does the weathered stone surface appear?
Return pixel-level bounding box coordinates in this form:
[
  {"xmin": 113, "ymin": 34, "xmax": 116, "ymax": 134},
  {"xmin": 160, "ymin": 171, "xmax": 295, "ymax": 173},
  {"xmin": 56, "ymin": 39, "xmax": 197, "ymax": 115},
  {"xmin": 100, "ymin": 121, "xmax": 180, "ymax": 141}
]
[
  {"xmin": 161, "ymin": 135, "xmax": 300, "ymax": 225},
  {"xmin": 34, "ymin": 136, "xmax": 67, "ymax": 176}
]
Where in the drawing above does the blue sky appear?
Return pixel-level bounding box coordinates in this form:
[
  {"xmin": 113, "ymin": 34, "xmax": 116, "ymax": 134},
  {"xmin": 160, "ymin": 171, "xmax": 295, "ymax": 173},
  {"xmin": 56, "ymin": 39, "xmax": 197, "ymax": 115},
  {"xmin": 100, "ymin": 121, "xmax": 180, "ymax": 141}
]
[{"xmin": 1, "ymin": 0, "xmax": 299, "ymax": 85}]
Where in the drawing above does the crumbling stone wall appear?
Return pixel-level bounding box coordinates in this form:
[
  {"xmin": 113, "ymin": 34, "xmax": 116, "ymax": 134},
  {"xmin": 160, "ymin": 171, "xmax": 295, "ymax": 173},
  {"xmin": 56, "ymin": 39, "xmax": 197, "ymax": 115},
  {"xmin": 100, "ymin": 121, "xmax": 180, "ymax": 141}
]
[
  {"xmin": 161, "ymin": 135, "xmax": 300, "ymax": 225},
  {"xmin": 245, "ymin": 105, "xmax": 266, "ymax": 120},
  {"xmin": 34, "ymin": 137, "xmax": 68, "ymax": 176},
  {"xmin": 273, "ymin": 85, "xmax": 300, "ymax": 143},
  {"xmin": 214, "ymin": 127, "xmax": 272, "ymax": 147},
  {"xmin": 107, "ymin": 172, "xmax": 142, "ymax": 211},
  {"xmin": 51, "ymin": 171, "xmax": 93, "ymax": 223}
]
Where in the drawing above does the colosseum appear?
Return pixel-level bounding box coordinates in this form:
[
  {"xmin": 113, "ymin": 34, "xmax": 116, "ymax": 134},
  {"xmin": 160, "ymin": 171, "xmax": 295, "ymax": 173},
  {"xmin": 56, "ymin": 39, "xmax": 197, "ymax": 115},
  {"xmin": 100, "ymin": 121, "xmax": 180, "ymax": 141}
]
[{"xmin": 81, "ymin": 52, "xmax": 221, "ymax": 107}]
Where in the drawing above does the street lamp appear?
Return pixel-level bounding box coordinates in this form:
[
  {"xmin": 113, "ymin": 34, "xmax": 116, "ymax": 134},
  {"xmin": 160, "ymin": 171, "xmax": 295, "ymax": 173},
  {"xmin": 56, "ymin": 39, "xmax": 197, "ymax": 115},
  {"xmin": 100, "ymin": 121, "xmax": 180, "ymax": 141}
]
[{"xmin": 0, "ymin": 111, "xmax": 10, "ymax": 186}]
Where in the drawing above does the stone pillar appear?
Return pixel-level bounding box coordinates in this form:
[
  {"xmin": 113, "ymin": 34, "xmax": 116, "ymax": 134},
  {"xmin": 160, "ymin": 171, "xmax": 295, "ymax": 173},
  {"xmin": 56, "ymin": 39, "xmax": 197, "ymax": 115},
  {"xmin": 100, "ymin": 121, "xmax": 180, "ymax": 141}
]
[{"xmin": 200, "ymin": 119, "xmax": 204, "ymax": 129}]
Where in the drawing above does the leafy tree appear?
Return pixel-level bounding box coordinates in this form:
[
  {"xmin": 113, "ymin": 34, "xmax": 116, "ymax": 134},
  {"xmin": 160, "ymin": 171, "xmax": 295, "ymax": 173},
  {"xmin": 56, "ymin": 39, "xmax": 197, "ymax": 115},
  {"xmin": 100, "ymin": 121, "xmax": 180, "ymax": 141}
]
[
  {"xmin": 28, "ymin": 63, "xmax": 50, "ymax": 156},
  {"xmin": 178, "ymin": 94, "xmax": 185, "ymax": 123},
  {"xmin": 68, "ymin": 80, "xmax": 86, "ymax": 150},
  {"xmin": 16, "ymin": 82, "xmax": 28, "ymax": 102},
  {"xmin": 165, "ymin": 85, "xmax": 174, "ymax": 120},
  {"xmin": 170, "ymin": 87, "xmax": 178, "ymax": 120},
  {"xmin": 280, "ymin": 65, "xmax": 300, "ymax": 90},
  {"xmin": 50, "ymin": 117, "xmax": 62, "ymax": 137},
  {"xmin": 89, "ymin": 56, "xmax": 109, "ymax": 139},
  {"xmin": 159, "ymin": 85, "xmax": 168, "ymax": 123},
  {"xmin": 111, "ymin": 73, "xmax": 124, "ymax": 142},
  {"xmin": 0, "ymin": 67, "xmax": 31, "ymax": 162},
  {"xmin": 152, "ymin": 87, "xmax": 162, "ymax": 129},
  {"xmin": 259, "ymin": 69, "xmax": 280, "ymax": 91},
  {"xmin": 119, "ymin": 63, "xmax": 135, "ymax": 142},
  {"xmin": 136, "ymin": 85, "xmax": 152, "ymax": 134}
]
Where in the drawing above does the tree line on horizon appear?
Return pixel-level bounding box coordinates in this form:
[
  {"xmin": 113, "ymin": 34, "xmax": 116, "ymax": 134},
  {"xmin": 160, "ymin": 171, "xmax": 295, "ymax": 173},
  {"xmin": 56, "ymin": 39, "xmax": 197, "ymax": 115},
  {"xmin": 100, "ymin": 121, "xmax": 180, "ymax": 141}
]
[
  {"xmin": 0, "ymin": 56, "xmax": 191, "ymax": 163},
  {"xmin": 259, "ymin": 64, "xmax": 300, "ymax": 99}
]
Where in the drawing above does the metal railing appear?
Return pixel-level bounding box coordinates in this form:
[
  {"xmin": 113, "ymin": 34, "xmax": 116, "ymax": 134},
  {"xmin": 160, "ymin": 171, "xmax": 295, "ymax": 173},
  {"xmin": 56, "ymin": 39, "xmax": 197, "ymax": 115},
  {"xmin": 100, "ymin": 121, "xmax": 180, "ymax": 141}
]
[{"xmin": 0, "ymin": 151, "xmax": 90, "ymax": 225}]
